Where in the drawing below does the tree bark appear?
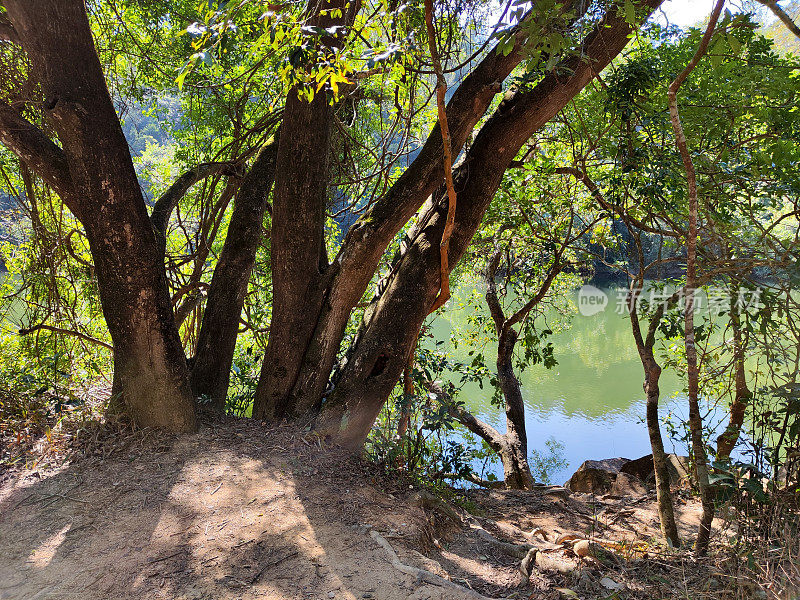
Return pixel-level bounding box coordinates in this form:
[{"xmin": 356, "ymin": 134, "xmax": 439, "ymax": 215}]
[
  {"xmin": 3, "ymin": 0, "xmax": 196, "ymax": 431},
  {"xmin": 397, "ymin": 345, "xmax": 415, "ymax": 441},
  {"xmin": 424, "ymin": 0, "xmax": 458, "ymax": 313},
  {"xmin": 495, "ymin": 329, "xmax": 536, "ymax": 489},
  {"xmin": 628, "ymin": 284, "xmax": 681, "ymax": 547},
  {"xmin": 190, "ymin": 138, "xmax": 279, "ymax": 411},
  {"xmin": 667, "ymin": 0, "xmax": 725, "ymax": 556},
  {"xmin": 314, "ymin": 0, "xmax": 665, "ymax": 448},
  {"xmin": 252, "ymin": 86, "xmax": 334, "ymax": 421},
  {"xmin": 0, "ymin": 103, "xmax": 76, "ymax": 213},
  {"xmin": 252, "ymin": 0, "xmax": 360, "ymax": 421}
]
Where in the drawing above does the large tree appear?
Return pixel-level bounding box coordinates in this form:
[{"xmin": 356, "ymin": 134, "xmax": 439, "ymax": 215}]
[
  {"xmin": 311, "ymin": 0, "xmax": 665, "ymax": 446},
  {"xmin": 1, "ymin": 0, "xmax": 196, "ymax": 430}
]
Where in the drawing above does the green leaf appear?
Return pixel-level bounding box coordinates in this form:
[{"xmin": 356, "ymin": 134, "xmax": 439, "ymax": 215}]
[
  {"xmin": 624, "ymin": 0, "xmax": 636, "ymax": 26},
  {"xmin": 727, "ymin": 33, "xmax": 741, "ymax": 56}
]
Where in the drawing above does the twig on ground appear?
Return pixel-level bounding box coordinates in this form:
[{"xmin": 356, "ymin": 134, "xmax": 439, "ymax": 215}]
[{"xmin": 146, "ymin": 550, "xmax": 184, "ymax": 565}]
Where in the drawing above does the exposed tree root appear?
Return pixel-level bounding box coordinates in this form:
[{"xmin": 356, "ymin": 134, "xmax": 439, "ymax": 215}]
[
  {"xmin": 469, "ymin": 522, "xmax": 535, "ymax": 559},
  {"xmin": 369, "ymin": 530, "xmax": 497, "ymax": 600}
]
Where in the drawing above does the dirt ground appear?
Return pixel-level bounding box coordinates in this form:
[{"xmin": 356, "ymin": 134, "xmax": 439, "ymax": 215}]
[{"xmin": 0, "ymin": 418, "xmax": 740, "ymax": 600}]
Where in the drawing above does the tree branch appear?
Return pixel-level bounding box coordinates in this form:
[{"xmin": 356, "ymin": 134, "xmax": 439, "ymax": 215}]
[
  {"xmin": 756, "ymin": 0, "xmax": 800, "ymax": 40},
  {"xmin": 174, "ymin": 289, "xmax": 205, "ymax": 329},
  {"xmin": 19, "ymin": 323, "xmax": 113, "ymax": 351},
  {"xmin": 0, "ymin": 102, "xmax": 77, "ymax": 215},
  {"xmin": 555, "ymin": 166, "xmax": 679, "ymax": 238},
  {"xmin": 484, "ymin": 248, "xmax": 506, "ymax": 333},
  {"xmin": 150, "ymin": 161, "xmax": 239, "ymax": 250},
  {"xmin": 504, "ymin": 249, "xmax": 563, "ymax": 332},
  {"xmin": 424, "ymin": 378, "xmax": 506, "ymax": 452}
]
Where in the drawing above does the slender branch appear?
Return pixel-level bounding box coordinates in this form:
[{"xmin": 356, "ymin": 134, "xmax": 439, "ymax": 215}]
[
  {"xmin": 425, "ymin": 0, "xmax": 458, "ymax": 314},
  {"xmin": 667, "ymin": 0, "xmax": 725, "ymax": 558},
  {"xmin": 756, "ymin": 0, "xmax": 800, "ymax": 40},
  {"xmin": 369, "ymin": 531, "xmax": 495, "ymax": 600},
  {"xmin": 19, "ymin": 323, "xmax": 113, "ymax": 351},
  {"xmin": 150, "ymin": 161, "xmax": 239, "ymax": 249},
  {"xmin": 504, "ymin": 249, "xmax": 564, "ymax": 332},
  {"xmin": 555, "ymin": 166, "xmax": 679, "ymax": 238},
  {"xmin": 173, "ymin": 289, "xmax": 205, "ymax": 329}
]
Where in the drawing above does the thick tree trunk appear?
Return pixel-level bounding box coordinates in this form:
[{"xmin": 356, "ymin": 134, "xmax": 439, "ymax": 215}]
[
  {"xmin": 314, "ymin": 0, "xmax": 665, "ymax": 448},
  {"xmin": 252, "ymin": 88, "xmax": 332, "ymax": 421},
  {"xmin": 191, "ymin": 139, "xmax": 279, "ymax": 411},
  {"xmin": 4, "ymin": 0, "xmax": 196, "ymax": 431},
  {"xmin": 252, "ymin": 0, "xmax": 360, "ymax": 421},
  {"xmin": 258, "ymin": 18, "xmax": 538, "ymax": 419},
  {"xmin": 715, "ymin": 291, "xmax": 751, "ymax": 461}
]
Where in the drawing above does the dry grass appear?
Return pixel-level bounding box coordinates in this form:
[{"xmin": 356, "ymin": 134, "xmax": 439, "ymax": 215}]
[
  {"xmin": 711, "ymin": 491, "xmax": 800, "ymax": 600},
  {"xmin": 0, "ymin": 381, "xmax": 112, "ymax": 470}
]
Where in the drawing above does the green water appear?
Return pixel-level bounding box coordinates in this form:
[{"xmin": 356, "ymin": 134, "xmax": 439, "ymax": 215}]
[{"xmin": 428, "ymin": 283, "xmax": 690, "ymax": 484}]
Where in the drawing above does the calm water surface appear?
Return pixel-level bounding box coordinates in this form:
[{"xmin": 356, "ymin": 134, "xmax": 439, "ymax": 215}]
[{"xmin": 428, "ymin": 283, "xmax": 691, "ymax": 484}]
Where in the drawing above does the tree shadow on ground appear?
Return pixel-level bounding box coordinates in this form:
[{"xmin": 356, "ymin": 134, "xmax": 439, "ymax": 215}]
[{"xmin": 0, "ymin": 417, "xmax": 500, "ymax": 600}]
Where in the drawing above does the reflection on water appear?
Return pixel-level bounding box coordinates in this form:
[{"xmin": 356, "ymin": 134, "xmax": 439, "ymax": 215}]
[{"xmin": 428, "ymin": 284, "xmax": 688, "ymax": 484}]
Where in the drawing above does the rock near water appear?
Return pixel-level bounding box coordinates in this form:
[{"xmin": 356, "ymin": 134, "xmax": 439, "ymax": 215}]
[
  {"xmin": 566, "ymin": 454, "xmax": 692, "ymax": 495},
  {"xmin": 620, "ymin": 453, "xmax": 692, "ymax": 486},
  {"xmin": 564, "ymin": 458, "xmax": 630, "ymax": 494}
]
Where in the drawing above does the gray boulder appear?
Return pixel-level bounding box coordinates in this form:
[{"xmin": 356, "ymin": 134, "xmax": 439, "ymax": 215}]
[
  {"xmin": 610, "ymin": 472, "xmax": 648, "ymax": 496},
  {"xmin": 565, "ymin": 458, "xmax": 630, "ymax": 493},
  {"xmin": 620, "ymin": 454, "xmax": 692, "ymax": 486}
]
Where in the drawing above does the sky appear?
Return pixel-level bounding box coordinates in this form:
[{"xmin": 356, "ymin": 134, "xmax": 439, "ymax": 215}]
[
  {"xmin": 657, "ymin": 0, "xmax": 771, "ymax": 29},
  {"xmin": 657, "ymin": 0, "xmax": 726, "ymax": 28}
]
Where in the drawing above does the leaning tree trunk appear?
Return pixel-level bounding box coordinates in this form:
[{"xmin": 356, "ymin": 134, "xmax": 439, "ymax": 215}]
[
  {"xmin": 314, "ymin": 0, "xmax": 665, "ymax": 448},
  {"xmin": 715, "ymin": 288, "xmax": 751, "ymax": 461},
  {"xmin": 668, "ymin": 0, "xmax": 724, "ymax": 555},
  {"xmin": 3, "ymin": 0, "xmax": 196, "ymax": 431},
  {"xmin": 628, "ymin": 284, "xmax": 681, "ymax": 547},
  {"xmin": 191, "ymin": 139, "xmax": 279, "ymax": 411}
]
